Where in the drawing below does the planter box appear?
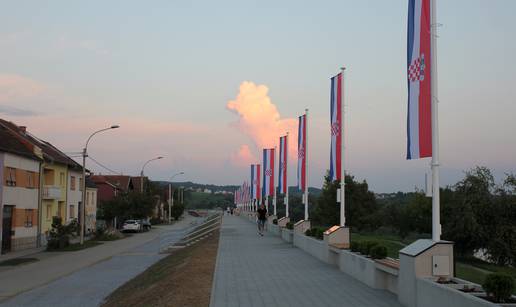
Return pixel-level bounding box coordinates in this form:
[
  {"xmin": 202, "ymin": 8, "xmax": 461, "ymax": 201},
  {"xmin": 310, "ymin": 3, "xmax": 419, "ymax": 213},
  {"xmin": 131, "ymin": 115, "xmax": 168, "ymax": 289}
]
[
  {"xmin": 281, "ymin": 229, "xmax": 293, "ymax": 243},
  {"xmin": 268, "ymin": 223, "xmax": 280, "ymax": 236},
  {"xmin": 293, "ymin": 233, "xmax": 329, "ymax": 264},
  {"xmin": 416, "ymin": 277, "xmax": 497, "ymax": 307}
]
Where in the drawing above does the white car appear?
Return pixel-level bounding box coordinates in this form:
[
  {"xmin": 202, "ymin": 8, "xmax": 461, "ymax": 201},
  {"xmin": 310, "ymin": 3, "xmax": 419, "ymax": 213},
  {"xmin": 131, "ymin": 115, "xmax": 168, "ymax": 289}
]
[{"xmin": 122, "ymin": 220, "xmax": 142, "ymax": 232}]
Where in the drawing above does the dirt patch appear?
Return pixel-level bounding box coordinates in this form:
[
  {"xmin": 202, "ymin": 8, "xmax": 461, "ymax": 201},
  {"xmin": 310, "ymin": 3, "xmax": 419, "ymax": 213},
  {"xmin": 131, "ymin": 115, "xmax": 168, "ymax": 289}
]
[{"xmin": 102, "ymin": 230, "xmax": 220, "ymax": 307}]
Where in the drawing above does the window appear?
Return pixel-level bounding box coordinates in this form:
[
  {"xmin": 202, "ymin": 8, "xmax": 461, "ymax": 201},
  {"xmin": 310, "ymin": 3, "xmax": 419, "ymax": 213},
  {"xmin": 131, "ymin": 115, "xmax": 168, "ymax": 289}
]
[
  {"xmin": 5, "ymin": 167, "xmax": 16, "ymax": 186},
  {"xmin": 70, "ymin": 205, "xmax": 75, "ymax": 219},
  {"xmin": 60, "ymin": 172, "xmax": 65, "ymax": 186},
  {"xmin": 27, "ymin": 171, "xmax": 35, "ymax": 188},
  {"xmin": 79, "ymin": 177, "xmax": 83, "ymax": 191},
  {"xmin": 70, "ymin": 176, "xmax": 76, "ymax": 191},
  {"xmin": 86, "ymin": 192, "xmax": 90, "ymax": 206},
  {"xmin": 25, "ymin": 209, "xmax": 33, "ymax": 227},
  {"xmin": 46, "ymin": 205, "xmax": 51, "ymax": 220}
]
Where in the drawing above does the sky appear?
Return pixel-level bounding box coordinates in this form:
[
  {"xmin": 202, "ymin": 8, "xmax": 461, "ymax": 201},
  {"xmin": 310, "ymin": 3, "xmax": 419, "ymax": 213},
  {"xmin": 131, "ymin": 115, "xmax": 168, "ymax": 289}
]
[{"xmin": 1, "ymin": 0, "xmax": 515, "ymax": 192}]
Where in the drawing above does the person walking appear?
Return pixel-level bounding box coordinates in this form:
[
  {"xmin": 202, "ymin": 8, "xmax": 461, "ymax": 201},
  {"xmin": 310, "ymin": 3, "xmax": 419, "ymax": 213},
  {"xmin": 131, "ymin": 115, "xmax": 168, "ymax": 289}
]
[{"xmin": 256, "ymin": 203, "xmax": 267, "ymax": 236}]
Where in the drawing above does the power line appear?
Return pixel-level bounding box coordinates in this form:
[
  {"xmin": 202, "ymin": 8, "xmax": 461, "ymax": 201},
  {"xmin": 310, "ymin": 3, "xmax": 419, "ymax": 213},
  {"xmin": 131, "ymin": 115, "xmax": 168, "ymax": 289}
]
[{"xmin": 87, "ymin": 155, "xmax": 121, "ymax": 175}]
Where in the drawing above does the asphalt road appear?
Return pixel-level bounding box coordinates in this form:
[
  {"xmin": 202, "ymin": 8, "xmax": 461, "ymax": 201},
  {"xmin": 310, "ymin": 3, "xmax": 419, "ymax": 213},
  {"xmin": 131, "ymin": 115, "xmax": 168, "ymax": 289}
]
[{"xmin": 0, "ymin": 215, "xmax": 201, "ymax": 307}]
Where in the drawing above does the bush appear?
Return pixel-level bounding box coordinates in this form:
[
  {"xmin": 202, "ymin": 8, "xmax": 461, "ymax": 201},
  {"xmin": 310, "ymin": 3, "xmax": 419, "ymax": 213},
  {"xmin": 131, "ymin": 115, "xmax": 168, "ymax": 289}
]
[
  {"xmin": 306, "ymin": 227, "xmax": 325, "ymax": 240},
  {"xmin": 273, "ymin": 218, "xmax": 278, "ymax": 225},
  {"xmin": 370, "ymin": 245, "xmax": 388, "ymax": 259},
  {"xmin": 305, "ymin": 229, "xmax": 312, "ymax": 236},
  {"xmin": 359, "ymin": 241, "xmax": 379, "ymax": 256},
  {"xmin": 47, "ymin": 217, "xmax": 78, "ymax": 250},
  {"xmin": 149, "ymin": 217, "xmax": 162, "ymax": 225},
  {"xmin": 286, "ymin": 222, "xmax": 294, "ymax": 230},
  {"xmin": 483, "ymin": 273, "xmax": 515, "ymax": 303},
  {"xmin": 350, "ymin": 241, "xmax": 362, "ymax": 252}
]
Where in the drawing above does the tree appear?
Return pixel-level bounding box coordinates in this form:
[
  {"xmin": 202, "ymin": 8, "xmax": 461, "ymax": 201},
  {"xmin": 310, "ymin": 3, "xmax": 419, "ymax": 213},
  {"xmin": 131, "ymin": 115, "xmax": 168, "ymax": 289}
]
[
  {"xmin": 171, "ymin": 203, "xmax": 185, "ymax": 220},
  {"xmin": 442, "ymin": 167, "xmax": 494, "ymax": 257},
  {"xmin": 99, "ymin": 191, "xmax": 156, "ymax": 227}
]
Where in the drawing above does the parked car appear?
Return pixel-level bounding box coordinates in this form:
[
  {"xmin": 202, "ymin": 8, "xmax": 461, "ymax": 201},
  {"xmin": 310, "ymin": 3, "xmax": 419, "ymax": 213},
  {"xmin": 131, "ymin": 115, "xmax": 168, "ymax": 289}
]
[{"xmin": 122, "ymin": 220, "xmax": 142, "ymax": 232}]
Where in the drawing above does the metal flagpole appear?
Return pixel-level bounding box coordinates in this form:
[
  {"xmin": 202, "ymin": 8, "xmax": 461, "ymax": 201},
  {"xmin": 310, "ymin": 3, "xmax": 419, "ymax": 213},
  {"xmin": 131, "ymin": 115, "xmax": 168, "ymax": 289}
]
[
  {"xmin": 431, "ymin": 0, "xmax": 441, "ymax": 242},
  {"xmin": 273, "ymin": 146, "xmax": 277, "ymax": 216},
  {"xmin": 304, "ymin": 108, "xmax": 309, "ymax": 220},
  {"xmin": 285, "ymin": 132, "xmax": 289, "ymax": 218},
  {"xmin": 340, "ymin": 67, "xmax": 346, "ymax": 227}
]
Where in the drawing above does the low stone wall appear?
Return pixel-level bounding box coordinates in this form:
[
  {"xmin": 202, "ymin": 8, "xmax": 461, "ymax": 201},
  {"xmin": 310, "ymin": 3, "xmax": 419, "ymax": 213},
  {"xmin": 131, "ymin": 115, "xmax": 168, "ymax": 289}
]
[
  {"xmin": 268, "ymin": 223, "xmax": 281, "ymax": 236},
  {"xmin": 281, "ymin": 228, "xmax": 293, "ymax": 243},
  {"xmin": 293, "ymin": 233, "xmax": 329, "ymax": 263},
  {"xmin": 416, "ymin": 277, "xmax": 495, "ymax": 307},
  {"xmin": 339, "ymin": 250, "xmax": 377, "ymax": 288}
]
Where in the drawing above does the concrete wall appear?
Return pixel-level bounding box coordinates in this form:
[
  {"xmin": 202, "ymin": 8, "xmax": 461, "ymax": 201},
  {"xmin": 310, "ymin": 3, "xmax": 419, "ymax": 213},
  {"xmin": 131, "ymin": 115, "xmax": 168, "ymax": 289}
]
[
  {"xmin": 281, "ymin": 229, "xmax": 293, "ymax": 243},
  {"xmin": 416, "ymin": 278, "xmax": 494, "ymax": 307},
  {"xmin": 293, "ymin": 233, "xmax": 329, "ymax": 263},
  {"xmin": 268, "ymin": 223, "xmax": 280, "ymax": 236},
  {"xmin": 339, "ymin": 250, "xmax": 377, "ymax": 288}
]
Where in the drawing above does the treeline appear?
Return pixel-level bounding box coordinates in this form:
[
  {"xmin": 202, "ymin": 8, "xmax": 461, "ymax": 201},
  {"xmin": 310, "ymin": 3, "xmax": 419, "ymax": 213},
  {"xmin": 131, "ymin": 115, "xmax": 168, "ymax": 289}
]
[{"xmin": 301, "ymin": 167, "xmax": 516, "ymax": 266}]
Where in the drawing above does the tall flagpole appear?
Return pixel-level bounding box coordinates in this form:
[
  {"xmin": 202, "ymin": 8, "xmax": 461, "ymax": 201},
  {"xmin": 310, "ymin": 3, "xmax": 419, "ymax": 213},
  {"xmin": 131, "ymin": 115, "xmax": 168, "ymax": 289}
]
[
  {"xmin": 431, "ymin": 0, "xmax": 440, "ymax": 242},
  {"xmin": 285, "ymin": 132, "xmax": 289, "ymax": 218},
  {"xmin": 340, "ymin": 68, "xmax": 346, "ymax": 227},
  {"xmin": 304, "ymin": 108, "xmax": 309, "ymax": 220},
  {"xmin": 273, "ymin": 146, "xmax": 277, "ymax": 216}
]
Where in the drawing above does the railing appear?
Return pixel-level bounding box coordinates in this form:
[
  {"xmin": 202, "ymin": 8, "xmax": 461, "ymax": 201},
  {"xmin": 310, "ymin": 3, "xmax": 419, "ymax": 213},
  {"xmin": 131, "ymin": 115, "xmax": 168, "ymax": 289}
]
[
  {"xmin": 159, "ymin": 213, "xmax": 222, "ymax": 253},
  {"xmin": 42, "ymin": 186, "xmax": 61, "ymax": 199}
]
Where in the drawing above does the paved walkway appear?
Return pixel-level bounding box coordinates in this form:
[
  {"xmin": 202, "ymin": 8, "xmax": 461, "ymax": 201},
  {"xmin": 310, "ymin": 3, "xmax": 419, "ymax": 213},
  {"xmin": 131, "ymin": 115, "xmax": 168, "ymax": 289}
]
[
  {"xmin": 210, "ymin": 216, "xmax": 402, "ymax": 307},
  {"xmin": 0, "ymin": 215, "xmax": 201, "ymax": 306}
]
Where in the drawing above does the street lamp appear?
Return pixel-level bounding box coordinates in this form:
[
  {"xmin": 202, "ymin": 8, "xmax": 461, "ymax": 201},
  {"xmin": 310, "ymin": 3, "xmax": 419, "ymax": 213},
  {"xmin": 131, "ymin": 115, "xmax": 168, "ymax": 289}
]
[
  {"xmin": 140, "ymin": 156, "xmax": 163, "ymax": 193},
  {"xmin": 81, "ymin": 125, "xmax": 119, "ymax": 245},
  {"xmin": 168, "ymin": 172, "xmax": 184, "ymax": 223}
]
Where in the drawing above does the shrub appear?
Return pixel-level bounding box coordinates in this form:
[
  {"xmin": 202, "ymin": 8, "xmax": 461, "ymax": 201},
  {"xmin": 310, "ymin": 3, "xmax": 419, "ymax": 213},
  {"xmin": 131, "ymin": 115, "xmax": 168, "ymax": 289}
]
[
  {"xmin": 314, "ymin": 227, "xmax": 324, "ymax": 240},
  {"xmin": 273, "ymin": 218, "xmax": 278, "ymax": 225},
  {"xmin": 350, "ymin": 241, "xmax": 362, "ymax": 252},
  {"xmin": 483, "ymin": 273, "xmax": 515, "ymax": 303},
  {"xmin": 286, "ymin": 222, "xmax": 294, "ymax": 230},
  {"xmin": 305, "ymin": 229, "xmax": 312, "ymax": 236},
  {"xmin": 47, "ymin": 217, "xmax": 78, "ymax": 250},
  {"xmin": 359, "ymin": 241, "xmax": 379, "ymax": 256},
  {"xmin": 370, "ymin": 245, "xmax": 388, "ymax": 259}
]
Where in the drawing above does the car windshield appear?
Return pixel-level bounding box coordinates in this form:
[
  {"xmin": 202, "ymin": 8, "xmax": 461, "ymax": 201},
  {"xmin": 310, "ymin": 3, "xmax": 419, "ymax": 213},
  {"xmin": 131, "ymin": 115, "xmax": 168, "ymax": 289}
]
[{"xmin": 125, "ymin": 220, "xmax": 135, "ymax": 224}]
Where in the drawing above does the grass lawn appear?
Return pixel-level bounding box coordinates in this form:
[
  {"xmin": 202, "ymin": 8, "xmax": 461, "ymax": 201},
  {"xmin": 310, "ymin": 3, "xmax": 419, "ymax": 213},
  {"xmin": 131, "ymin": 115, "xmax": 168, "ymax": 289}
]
[
  {"xmin": 102, "ymin": 230, "xmax": 220, "ymax": 307},
  {"xmin": 47, "ymin": 240, "xmax": 103, "ymax": 252},
  {"xmin": 0, "ymin": 257, "xmax": 39, "ymax": 266},
  {"xmin": 352, "ymin": 231, "xmax": 516, "ymax": 292}
]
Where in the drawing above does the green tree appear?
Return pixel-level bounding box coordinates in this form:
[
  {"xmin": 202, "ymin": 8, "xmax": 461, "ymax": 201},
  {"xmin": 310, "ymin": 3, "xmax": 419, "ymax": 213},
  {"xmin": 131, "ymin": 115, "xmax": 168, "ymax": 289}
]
[{"xmin": 171, "ymin": 203, "xmax": 185, "ymax": 220}]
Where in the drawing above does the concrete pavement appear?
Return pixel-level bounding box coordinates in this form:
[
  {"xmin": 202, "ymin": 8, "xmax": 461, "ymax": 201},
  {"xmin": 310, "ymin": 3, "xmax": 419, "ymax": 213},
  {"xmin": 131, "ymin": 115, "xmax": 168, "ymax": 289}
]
[
  {"xmin": 0, "ymin": 215, "xmax": 200, "ymax": 305},
  {"xmin": 210, "ymin": 215, "xmax": 402, "ymax": 307}
]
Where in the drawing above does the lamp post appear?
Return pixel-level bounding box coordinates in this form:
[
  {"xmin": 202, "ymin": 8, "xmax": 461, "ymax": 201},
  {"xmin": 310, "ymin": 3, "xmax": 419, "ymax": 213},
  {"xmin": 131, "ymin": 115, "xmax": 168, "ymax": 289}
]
[
  {"xmin": 80, "ymin": 125, "xmax": 119, "ymax": 245},
  {"xmin": 140, "ymin": 156, "xmax": 163, "ymax": 193},
  {"xmin": 168, "ymin": 172, "xmax": 184, "ymax": 223}
]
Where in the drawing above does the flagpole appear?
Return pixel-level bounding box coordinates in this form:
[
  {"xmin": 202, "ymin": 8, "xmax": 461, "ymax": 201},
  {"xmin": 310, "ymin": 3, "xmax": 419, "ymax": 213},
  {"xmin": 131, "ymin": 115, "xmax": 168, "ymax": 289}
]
[
  {"xmin": 285, "ymin": 132, "xmax": 289, "ymax": 218},
  {"xmin": 431, "ymin": 0, "xmax": 440, "ymax": 242},
  {"xmin": 304, "ymin": 108, "xmax": 309, "ymax": 220},
  {"xmin": 273, "ymin": 146, "xmax": 277, "ymax": 216},
  {"xmin": 340, "ymin": 67, "xmax": 346, "ymax": 227}
]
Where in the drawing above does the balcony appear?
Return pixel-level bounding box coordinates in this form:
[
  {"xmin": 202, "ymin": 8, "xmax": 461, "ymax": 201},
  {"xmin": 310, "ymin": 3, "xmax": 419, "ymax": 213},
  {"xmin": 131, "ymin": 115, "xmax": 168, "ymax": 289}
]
[{"xmin": 42, "ymin": 186, "xmax": 61, "ymax": 200}]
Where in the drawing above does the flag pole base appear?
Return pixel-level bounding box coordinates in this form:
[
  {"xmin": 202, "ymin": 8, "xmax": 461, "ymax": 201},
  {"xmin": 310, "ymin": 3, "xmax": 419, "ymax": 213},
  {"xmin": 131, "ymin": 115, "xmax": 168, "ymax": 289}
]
[
  {"xmin": 277, "ymin": 216, "xmax": 290, "ymax": 227},
  {"xmin": 294, "ymin": 220, "xmax": 311, "ymax": 234},
  {"xmin": 324, "ymin": 226, "xmax": 350, "ymax": 248}
]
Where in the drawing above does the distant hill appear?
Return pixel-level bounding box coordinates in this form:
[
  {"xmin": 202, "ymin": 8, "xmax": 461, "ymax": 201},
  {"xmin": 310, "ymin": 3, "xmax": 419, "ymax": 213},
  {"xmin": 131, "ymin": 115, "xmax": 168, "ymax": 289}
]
[{"xmin": 154, "ymin": 181, "xmax": 322, "ymax": 196}]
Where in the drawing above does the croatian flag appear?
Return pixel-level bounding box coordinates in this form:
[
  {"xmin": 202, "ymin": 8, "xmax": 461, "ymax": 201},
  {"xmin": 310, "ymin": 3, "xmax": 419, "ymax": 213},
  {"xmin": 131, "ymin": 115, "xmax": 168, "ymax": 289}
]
[
  {"xmin": 407, "ymin": 0, "xmax": 432, "ymax": 159},
  {"xmin": 297, "ymin": 114, "xmax": 306, "ymax": 191},
  {"xmin": 330, "ymin": 72, "xmax": 343, "ymax": 181},
  {"xmin": 251, "ymin": 164, "xmax": 261, "ymax": 200},
  {"xmin": 278, "ymin": 135, "xmax": 287, "ymax": 194},
  {"xmin": 262, "ymin": 148, "xmax": 275, "ymax": 197}
]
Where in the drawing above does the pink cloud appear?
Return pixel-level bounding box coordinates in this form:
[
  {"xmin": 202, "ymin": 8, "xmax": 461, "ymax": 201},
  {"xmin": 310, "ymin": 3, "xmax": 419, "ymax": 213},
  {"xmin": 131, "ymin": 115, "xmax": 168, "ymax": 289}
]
[
  {"xmin": 0, "ymin": 74, "xmax": 47, "ymax": 104},
  {"xmin": 226, "ymin": 81, "xmax": 298, "ymax": 158},
  {"xmin": 230, "ymin": 144, "xmax": 257, "ymax": 167}
]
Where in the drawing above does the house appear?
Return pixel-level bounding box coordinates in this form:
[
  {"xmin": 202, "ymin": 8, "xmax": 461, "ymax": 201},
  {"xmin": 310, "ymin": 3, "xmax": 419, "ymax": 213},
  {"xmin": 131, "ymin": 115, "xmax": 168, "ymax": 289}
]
[
  {"xmin": 0, "ymin": 119, "xmax": 84, "ymax": 246},
  {"xmin": 85, "ymin": 178, "xmax": 97, "ymax": 234},
  {"xmin": 0, "ymin": 123, "xmax": 42, "ymax": 254},
  {"xmin": 89, "ymin": 175, "xmax": 134, "ymax": 204}
]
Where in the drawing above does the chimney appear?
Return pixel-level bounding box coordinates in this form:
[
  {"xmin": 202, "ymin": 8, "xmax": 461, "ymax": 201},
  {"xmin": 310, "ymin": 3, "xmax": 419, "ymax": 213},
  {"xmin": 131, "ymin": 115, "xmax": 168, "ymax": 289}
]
[{"xmin": 19, "ymin": 126, "xmax": 27, "ymax": 134}]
